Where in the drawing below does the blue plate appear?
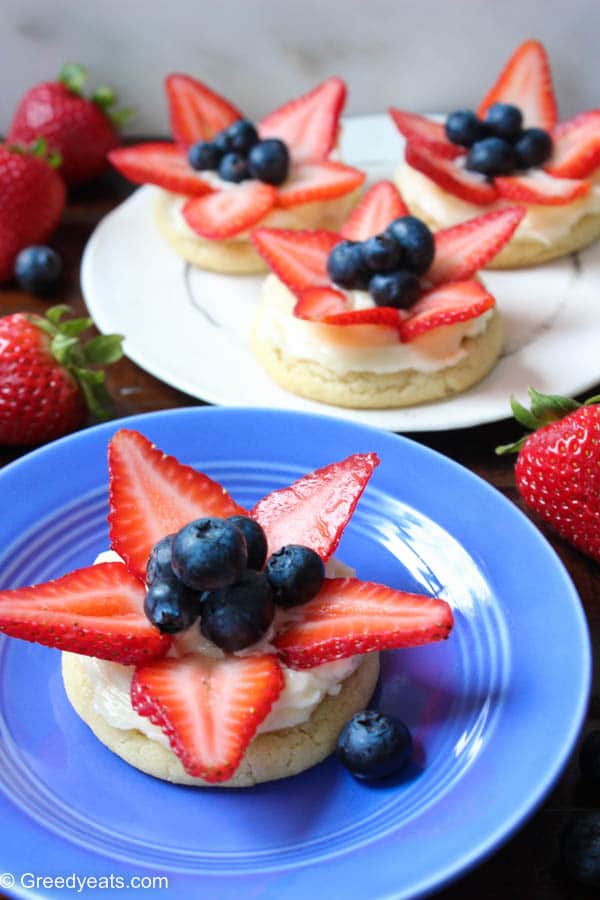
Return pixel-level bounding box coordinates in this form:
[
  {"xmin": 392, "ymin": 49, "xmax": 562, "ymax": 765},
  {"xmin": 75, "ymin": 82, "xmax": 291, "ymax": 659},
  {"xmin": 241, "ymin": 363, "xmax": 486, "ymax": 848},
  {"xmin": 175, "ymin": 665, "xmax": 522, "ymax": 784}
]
[{"xmin": 0, "ymin": 407, "xmax": 590, "ymax": 899}]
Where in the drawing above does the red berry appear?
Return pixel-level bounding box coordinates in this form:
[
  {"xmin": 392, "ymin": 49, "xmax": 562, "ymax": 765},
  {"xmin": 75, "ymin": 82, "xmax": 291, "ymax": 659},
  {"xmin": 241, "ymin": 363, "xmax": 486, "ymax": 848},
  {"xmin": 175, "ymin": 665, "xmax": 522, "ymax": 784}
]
[
  {"xmin": 0, "ymin": 145, "xmax": 65, "ymax": 281},
  {"xmin": 478, "ymin": 40, "xmax": 557, "ymax": 132}
]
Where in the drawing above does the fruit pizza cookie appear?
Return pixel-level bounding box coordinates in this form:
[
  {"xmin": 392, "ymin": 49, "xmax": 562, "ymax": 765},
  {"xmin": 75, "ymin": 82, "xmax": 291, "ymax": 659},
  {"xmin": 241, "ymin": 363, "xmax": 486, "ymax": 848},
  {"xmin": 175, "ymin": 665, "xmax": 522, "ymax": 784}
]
[
  {"xmin": 250, "ymin": 181, "xmax": 523, "ymax": 409},
  {"xmin": 110, "ymin": 77, "xmax": 365, "ymax": 274},
  {"xmin": 391, "ymin": 40, "xmax": 600, "ymax": 267},
  {"xmin": 0, "ymin": 431, "xmax": 452, "ymax": 786}
]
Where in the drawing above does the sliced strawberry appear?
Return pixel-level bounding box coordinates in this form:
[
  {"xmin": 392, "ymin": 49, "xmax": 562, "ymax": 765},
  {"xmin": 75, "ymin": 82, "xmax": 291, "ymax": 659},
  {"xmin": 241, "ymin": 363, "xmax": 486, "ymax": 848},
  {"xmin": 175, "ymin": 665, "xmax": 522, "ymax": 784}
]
[
  {"xmin": 251, "ymin": 228, "xmax": 340, "ymax": 292},
  {"xmin": 545, "ymin": 110, "xmax": 600, "ymax": 179},
  {"xmin": 404, "ymin": 142, "xmax": 498, "ymax": 205},
  {"xmin": 132, "ymin": 653, "xmax": 284, "ymax": 782},
  {"xmin": 399, "ymin": 280, "xmax": 495, "ymax": 342},
  {"xmin": 276, "ymin": 161, "xmax": 365, "ymax": 209},
  {"xmin": 165, "ymin": 74, "xmax": 242, "ymax": 148},
  {"xmin": 259, "ymin": 77, "xmax": 346, "ymax": 162},
  {"xmin": 494, "ymin": 171, "xmax": 590, "ymax": 205},
  {"xmin": 251, "ymin": 453, "xmax": 379, "ymax": 560},
  {"xmin": 0, "ymin": 563, "xmax": 170, "ymax": 664},
  {"xmin": 323, "ymin": 307, "xmax": 404, "ymax": 332},
  {"xmin": 428, "ymin": 207, "xmax": 525, "ymax": 284},
  {"xmin": 388, "ymin": 109, "xmax": 462, "ymax": 160},
  {"xmin": 477, "ymin": 40, "xmax": 557, "ymax": 131},
  {"xmin": 108, "ymin": 430, "xmax": 245, "ymax": 581},
  {"xmin": 108, "ymin": 143, "xmax": 214, "ymax": 196},
  {"xmin": 182, "ymin": 181, "xmax": 277, "ymax": 239},
  {"xmin": 274, "ymin": 578, "xmax": 453, "ymax": 669},
  {"xmin": 340, "ymin": 181, "xmax": 408, "ymax": 241},
  {"xmin": 294, "ymin": 286, "xmax": 348, "ymax": 319}
]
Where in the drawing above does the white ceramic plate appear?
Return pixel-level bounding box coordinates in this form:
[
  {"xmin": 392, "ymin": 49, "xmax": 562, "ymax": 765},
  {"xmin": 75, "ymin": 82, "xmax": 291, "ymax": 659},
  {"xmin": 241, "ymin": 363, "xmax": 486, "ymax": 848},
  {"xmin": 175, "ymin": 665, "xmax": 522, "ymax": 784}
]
[{"xmin": 82, "ymin": 114, "xmax": 600, "ymax": 432}]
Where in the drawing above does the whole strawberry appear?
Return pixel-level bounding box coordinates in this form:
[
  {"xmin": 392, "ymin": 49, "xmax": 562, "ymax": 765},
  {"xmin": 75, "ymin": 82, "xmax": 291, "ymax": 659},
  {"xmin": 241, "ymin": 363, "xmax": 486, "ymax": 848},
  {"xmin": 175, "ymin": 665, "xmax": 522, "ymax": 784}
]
[
  {"xmin": 0, "ymin": 305, "xmax": 123, "ymax": 446},
  {"xmin": 8, "ymin": 63, "xmax": 133, "ymax": 186},
  {"xmin": 497, "ymin": 388, "xmax": 600, "ymax": 562},
  {"xmin": 0, "ymin": 141, "xmax": 65, "ymax": 281}
]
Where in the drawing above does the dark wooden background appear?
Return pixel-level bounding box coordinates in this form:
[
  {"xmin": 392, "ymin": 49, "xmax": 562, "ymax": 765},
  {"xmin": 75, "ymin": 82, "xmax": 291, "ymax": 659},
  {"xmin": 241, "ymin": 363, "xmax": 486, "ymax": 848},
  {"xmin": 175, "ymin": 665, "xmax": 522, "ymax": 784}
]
[{"xmin": 1, "ymin": 170, "xmax": 598, "ymax": 899}]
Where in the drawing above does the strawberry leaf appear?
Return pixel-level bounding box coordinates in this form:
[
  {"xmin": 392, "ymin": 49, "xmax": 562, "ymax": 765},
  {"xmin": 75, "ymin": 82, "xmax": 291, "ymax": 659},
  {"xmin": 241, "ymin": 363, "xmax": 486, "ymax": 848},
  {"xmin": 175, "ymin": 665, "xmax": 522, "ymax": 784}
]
[
  {"xmin": 59, "ymin": 317, "xmax": 94, "ymax": 338},
  {"xmin": 46, "ymin": 304, "xmax": 71, "ymax": 325},
  {"xmin": 528, "ymin": 387, "xmax": 580, "ymax": 424},
  {"xmin": 83, "ymin": 334, "xmax": 124, "ymax": 365},
  {"xmin": 59, "ymin": 62, "xmax": 87, "ymax": 95},
  {"xmin": 73, "ymin": 367, "xmax": 112, "ymax": 420},
  {"xmin": 92, "ymin": 85, "xmax": 117, "ymax": 109}
]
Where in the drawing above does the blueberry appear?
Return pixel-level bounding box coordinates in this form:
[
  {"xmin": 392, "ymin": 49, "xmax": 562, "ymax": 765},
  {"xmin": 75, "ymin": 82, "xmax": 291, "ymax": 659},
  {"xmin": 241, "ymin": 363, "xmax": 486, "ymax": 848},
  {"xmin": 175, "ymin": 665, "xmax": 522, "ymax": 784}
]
[
  {"xmin": 214, "ymin": 130, "xmax": 234, "ymax": 154},
  {"xmin": 14, "ymin": 245, "xmax": 63, "ymax": 295},
  {"xmin": 144, "ymin": 577, "xmax": 201, "ymax": 634},
  {"xmin": 247, "ymin": 139, "xmax": 290, "ymax": 186},
  {"xmin": 146, "ymin": 534, "xmax": 175, "ymax": 586},
  {"xmin": 368, "ymin": 270, "xmax": 421, "ymax": 309},
  {"xmin": 362, "ymin": 233, "xmax": 403, "ymax": 272},
  {"xmin": 327, "ymin": 240, "xmax": 371, "ymax": 290},
  {"xmin": 200, "ymin": 570, "xmax": 275, "ymax": 651},
  {"xmin": 384, "ymin": 216, "xmax": 435, "ymax": 275},
  {"xmin": 465, "ymin": 136, "xmax": 517, "ymax": 176},
  {"xmin": 336, "ymin": 710, "xmax": 413, "ymax": 779},
  {"xmin": 579, "ymin": 730, "xmax": 600, "ymax": 787},
  {"xmin": 561, "ymin": 813, "xmax": 600, "ymax": 888},
  {"xmin": 171, "ymin": 517, "xmax": 247, "ymax": 591},
  {"xmin": 228, "ymin": 515, "xmax": 268, "ymax": 571},
  {"xmin": 514, "ymin": 127, "xmax": 553, "ymax": 169},
  {"xmin": 218, "ymin": 152, "xmax": 250, "ymax": 183},
  {"xmin": 225, "ymin": 119, "xmax": 259, "ymax": 153},
  {"xmin": 188, "ymin": 141, "xmax": 221, "ymax": 171},
  {"xmin": 445, "ymin": 110, "xmax": 487, "ymax": 147},
  {"xmin": 483, "ymin": 102, "xmax": 523, "ymax": 141},
  {"xmin": 264, "ymin": 544, "xmax": 325, "ymax": 608}
]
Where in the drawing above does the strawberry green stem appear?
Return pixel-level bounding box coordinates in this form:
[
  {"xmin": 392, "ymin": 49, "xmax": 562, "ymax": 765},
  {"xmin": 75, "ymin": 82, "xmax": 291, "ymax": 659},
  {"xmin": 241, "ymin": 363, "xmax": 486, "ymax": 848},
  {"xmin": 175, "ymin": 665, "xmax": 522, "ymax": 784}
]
[
  {"xmin": 59, "ymin": 63, "xmax": 87, "ymax": 95},
  {"xmin": 496, "ymin": 387, "xmax": 582, "ymax": 455}
]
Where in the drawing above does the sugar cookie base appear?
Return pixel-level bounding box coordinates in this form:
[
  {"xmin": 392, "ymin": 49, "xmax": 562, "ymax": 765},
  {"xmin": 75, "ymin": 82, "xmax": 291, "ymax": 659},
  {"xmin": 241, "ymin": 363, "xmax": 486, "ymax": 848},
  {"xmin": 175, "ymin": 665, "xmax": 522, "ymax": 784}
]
[
  {"xmin": 61, "ymin": 651, "xmax": 380, "ymax": 787},
  {"xmin": 154, "ymin": 189, "xmax": 362, "ymax": 275},
  {"xmin": 394, "ymin": 164, "xmax": 600, "ymax": 269},
  {"xmin": 250, "ymin": 304, "xmax": 503, "ymax": 409}
]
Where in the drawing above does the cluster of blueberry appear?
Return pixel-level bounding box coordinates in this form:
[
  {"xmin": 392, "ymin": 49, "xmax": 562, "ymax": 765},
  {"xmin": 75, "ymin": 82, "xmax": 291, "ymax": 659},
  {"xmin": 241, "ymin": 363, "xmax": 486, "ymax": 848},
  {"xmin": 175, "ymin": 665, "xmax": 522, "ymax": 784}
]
[
  {"xmin": 144, "ymin": 515, "xmax": 325, "ymax": 652},
  {"xmin": 327, "ymin": 216, "xmax": 435, "ymax": 309},
  {"xmin": 446, "ymin": 102, "xmax": 553, "ymax": 177},
  {"xmin": 188, "ymin": 120, "xmax": 290, "ymax": 186}
]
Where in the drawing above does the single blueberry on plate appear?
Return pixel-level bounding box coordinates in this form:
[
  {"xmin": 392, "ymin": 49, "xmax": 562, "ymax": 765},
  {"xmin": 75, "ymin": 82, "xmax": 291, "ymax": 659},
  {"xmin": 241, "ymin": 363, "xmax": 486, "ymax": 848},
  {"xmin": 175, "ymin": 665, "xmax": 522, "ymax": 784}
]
[
  {"xmin": 14, "ymin": 245, "xmax": 63, "ymax": 295},
  {"xmin": 171, "ymin": 517, "xmax": 248, "ymax": 591},
  {"xmin": 248, "ymin": 139, "xmax": 290, "ymax": 185},
  {"xmin": 484, "ymin": 102, "xmax": 523, "ymax": 141},
  {"xmin": 369, "ymin": 270, "xmax": 420, "ymax": 309},
  {"xmin": 265, "ymin": 544, "xmax": 325, "ymax": 608},
  {"xmin": 445, "ymin": 109, "xmax": 487, "ymax": 147},
  {"xmin": 200, "ymin": 570, "xmax": 275, "ymax": 651},
  {"xmin": 327, "ymin": 240, "xmax": 371, "ymax": 290},
  {"xmin": 188, "ymin": 141, "xmax": 222, "ymax": 171},
  {"xmin": 336, "ymin": 710, "xmax": 413, "ymax": 779},
  {"xmin": 465, "ymin": 136, "xmax": 517, "ymax": 176},
  {"xmin": 146, "ymin": 533, "xmax": 176, "ymax": 586},
  {"xmin": 228, "ymin": 515, "xmax": 268, "ymax": 571},
  {"xmin": 384, "ymin": 216, "xmax": 435, "ymax": 275},
  {"xmin": 144, "ymin": 577, "xmax": 201, "ymax": 634}
]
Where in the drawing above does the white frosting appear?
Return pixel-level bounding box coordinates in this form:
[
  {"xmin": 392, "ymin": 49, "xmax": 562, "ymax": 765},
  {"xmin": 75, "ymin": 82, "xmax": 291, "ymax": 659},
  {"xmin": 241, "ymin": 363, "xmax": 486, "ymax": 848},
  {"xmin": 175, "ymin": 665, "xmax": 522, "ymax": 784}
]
[
  {"xmin": 165, "ymin": 190, "xmax": 358, "ymax": 243},
  {"xmin": 82, "ymin": 552, "xmax": 362, "ymax": 745},
  {"xmin": 256, "ymin": 274, "xmax": 492, "ymax": 375},
  {"xmin": 396, "ymin": 163, "xmax": 600, "ymax": 246}
]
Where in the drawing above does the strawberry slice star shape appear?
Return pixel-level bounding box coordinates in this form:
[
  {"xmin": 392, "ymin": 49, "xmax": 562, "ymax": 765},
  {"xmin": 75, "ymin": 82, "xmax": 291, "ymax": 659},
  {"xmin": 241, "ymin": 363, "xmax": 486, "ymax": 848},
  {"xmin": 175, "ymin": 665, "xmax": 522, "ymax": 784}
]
[
  {"xmin": 0, "ymin": 429, "xmax": 453, "ymax": 782},
  {"xmin": 251, "ymin": 179, "xmax": 524, "ymax": 337},
  {"xmin": 109, "ymin": 76, "xmax": 365, "ymax": 240},
  {"xmin": 390, "ymin": 40, "xmax": 599, "ymax": 206}
]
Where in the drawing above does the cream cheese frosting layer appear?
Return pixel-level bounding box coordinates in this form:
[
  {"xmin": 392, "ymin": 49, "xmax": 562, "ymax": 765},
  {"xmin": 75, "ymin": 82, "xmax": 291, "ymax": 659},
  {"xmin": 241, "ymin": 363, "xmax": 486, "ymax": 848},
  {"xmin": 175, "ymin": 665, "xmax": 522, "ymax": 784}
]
[
  {"xmin": 82, "ymin": 551, "xmax": 362, "ymax": 744},
  {"xmin": 395, "ymin": 162, "xmax": 600, "ymax": 246},
  {"xmin": 163, "ymin": 189, "xmax": 359, "ymax": 243},
  {"xmin": 256, "ymin": 274, "xmax": 492, "ymax": 375}
]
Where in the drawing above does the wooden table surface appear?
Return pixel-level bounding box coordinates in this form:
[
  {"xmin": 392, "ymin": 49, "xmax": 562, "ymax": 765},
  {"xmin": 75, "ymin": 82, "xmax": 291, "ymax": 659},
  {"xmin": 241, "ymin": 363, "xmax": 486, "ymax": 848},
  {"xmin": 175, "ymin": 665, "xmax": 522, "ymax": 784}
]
[{"xmin": 1, "ymin": 170, "xmax": 598, "ymax": 899}]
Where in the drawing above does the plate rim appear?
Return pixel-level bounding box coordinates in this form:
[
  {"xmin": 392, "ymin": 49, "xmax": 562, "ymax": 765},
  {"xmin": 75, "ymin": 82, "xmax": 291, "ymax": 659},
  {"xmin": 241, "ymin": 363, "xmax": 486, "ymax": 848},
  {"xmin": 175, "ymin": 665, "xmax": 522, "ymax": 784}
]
[{"xmin": 0, "ymin": 405, "xmax": 591, "ymax": 899}]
